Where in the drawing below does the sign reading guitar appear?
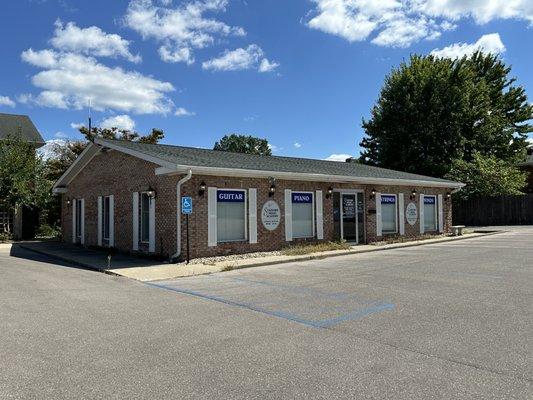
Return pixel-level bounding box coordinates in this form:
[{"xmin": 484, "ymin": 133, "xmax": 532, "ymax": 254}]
[
  {"xmin": 261, "ymin": 200, "xmax": 281, "ymax": 231},
  {"xmin": 405, "ymin": 202, "xmax": 418, "ymax": 226},
  {"xmin": 217, "ymin": 190, "xmax": 245, "ymax": 202}
]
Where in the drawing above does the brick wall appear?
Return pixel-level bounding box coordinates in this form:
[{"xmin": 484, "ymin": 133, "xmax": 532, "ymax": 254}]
[{"xmin": 62, "ymin": 150, "xmax": 454, "ymax": 260}]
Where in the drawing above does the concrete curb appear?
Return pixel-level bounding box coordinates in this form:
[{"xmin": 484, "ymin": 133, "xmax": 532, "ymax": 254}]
[
  {"xmin": 15, "ymin": 230, "xmax": 504, "ymax": 282},
  {"xmin": 217, "ymin": 230, "xmax": 505, "ymax": 273}
]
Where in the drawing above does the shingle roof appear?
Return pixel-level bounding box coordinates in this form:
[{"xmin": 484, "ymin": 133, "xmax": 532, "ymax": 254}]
[
  {"xmin": 97, "ymin": 138, "xmax": 462, "ymax": 187},
  {"xmin": 0, "ymin": 113, "xmax": 44, "ymax": 145}
]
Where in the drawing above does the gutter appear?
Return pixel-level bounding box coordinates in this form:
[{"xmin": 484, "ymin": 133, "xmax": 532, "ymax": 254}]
[{"xmin": 171, "ymin": 169, "xmax": 192, "ymax": 261}]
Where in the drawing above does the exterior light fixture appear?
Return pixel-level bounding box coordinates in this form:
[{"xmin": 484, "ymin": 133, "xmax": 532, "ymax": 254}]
[
  {"xmin": 411, "ymin": 189, "xmax": 417, "ymax": 200},
  {"xmin": 146, "ymin": 187, "xmax": 157, "ymax": 199},
  {"xmin": 370, "ymin": 188, "xmax": 376, "ymax": 199},
  {"xmin": 326, "ymin": 187, "xmax": 333, "ymax": 198},
  {"xmin": 268, "ymin": 177, "xmax": 276, "ymax": 197},
  {"xmin": 446, "ymin": 192, "xmax": 451, "ymax": 200},
  {"xmin": 66, "ymin": 198, "xmax": 71, "ymax": 206},
  {"xmin": 199, "ymin": 181, "xmax": 206, "ymax": 196}
]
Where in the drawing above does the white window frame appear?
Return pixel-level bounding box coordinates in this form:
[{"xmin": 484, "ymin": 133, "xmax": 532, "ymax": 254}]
[
  {"xmin": 423, "ymin": 195, "xmax": 438, "ymax": 232},
  {"xmin": 381, "ymin": 193, "xmax": 398, "ymax": 234},
  {"xmin": 140, "ymin": 192, "xmax": 151, "ymax": 244},
  {"xmin": 216, "ymin": 188, "xmax": 248, "ymax": 244},
  {"xmin": 291, "ymin": 191, "xmax": 315, "ymax": 239}
]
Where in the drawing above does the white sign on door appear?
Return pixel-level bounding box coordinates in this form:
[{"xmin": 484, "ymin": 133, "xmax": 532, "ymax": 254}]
[
  {"xmin": 261, "ymin": 200, "xmax": 281, "ymax": 231},
  {"xmin": 405, "ymin": 202, "xmax": 418, "ymax": 226}
]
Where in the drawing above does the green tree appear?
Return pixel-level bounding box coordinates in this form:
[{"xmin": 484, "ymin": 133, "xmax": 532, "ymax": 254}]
[
  {"xmin": 79, "ymin": 126, "xmax": 164, "ymax": 144},
  {"xmin": 214, "ymin": 134, "xmax": 272, "ymax": 155},
  {"xmin": 360, "ymin": 52, "xmax": 532, "ymax": 182},
  {"xmin": 0, "ymin": 135, "xmax": 53, "ymax": 217},
  {"xmin": 445, "ymin": 152, "xmax": 527, "ymax": 199}
]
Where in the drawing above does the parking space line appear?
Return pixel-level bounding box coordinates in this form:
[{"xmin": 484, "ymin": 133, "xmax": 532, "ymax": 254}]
[{"xmin": 147, "ymin": 280, "xmax": 395, "ymax": 329}]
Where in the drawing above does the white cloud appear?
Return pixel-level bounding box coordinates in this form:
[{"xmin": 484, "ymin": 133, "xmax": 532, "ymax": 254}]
[
  {"xmin": 202, "ymin": 44, "xmax": 279, "ymax": 72},
  {"xmin": 21, "ymin": 50, "xmax": 175, "ymax": 114},
  {"xmin": 324, "ymin": 153, "xmax": 352, "ymax": 162},
  {"xmin": 306, "ymin": 0, "xmax": 533, "ymax": 48},
  {"xmin": 124, "ymin": 0, "xmax": 245, "ymax": 64},
  {"xmin": 175, "ymin": 107, "xmax": 196, "ymax": 117},
  {"xmin": 0, "ymin": 96, "xmax": 15, "ymax": 107},
  {"xmin": 431, "ymin": 33, "xmax": 506, "ymax": 59},
  {"xmin": 51, "ymin": 20, "xmax": 141, "ymax": 63},
  {"xmin": 54, "ymin": 131, "xmax": 68, "ymax": 139},
  {"xmin": 294, "ymin": 142, "xmax": 302, "ymax": 148},
  {"xmin": 70, "ymin": 122, "xmax": 84, "ymax": 129},
  {"xmin": 268, "ymin": 143, "xmax": 281, "ymax": 153},
  {"xmin": 100, "ymin": 114, "xmax": 136, "ymax": 131}
]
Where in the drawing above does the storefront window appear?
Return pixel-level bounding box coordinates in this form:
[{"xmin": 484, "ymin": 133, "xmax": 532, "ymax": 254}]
[
  {"xmin": 381, "ymin": 194, "xmax": 397, "ymax": 234},
  {"xmin": 424, "ymin": 196, "xmax": 437, "ymax": 231},
  {"xmin": 140, "ymin": 193, "xmax": 150, "ymax": 243},
  {"xmin": 217, "ymin": 190, "xmax": 246, "ymax": 242},
  {"xmin": 103, "ymin": 196, "xmax": 110, "ymax": 240},
  {"xmin": 75, "ymin": 199, "xmax": 82, "ymax": 238},
  {"xmin": 292, "ymin": 192, "xmax": 314, "ymax": 238}
]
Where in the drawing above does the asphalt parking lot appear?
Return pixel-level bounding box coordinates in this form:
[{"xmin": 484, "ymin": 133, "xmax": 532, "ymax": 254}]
[{"xmin": 1, "ymin": 228, "xmax": 532, "ymax": 399}]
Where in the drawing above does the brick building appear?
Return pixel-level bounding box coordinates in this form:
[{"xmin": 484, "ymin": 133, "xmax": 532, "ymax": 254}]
[{"xmin": 53, "ymin": 138, "xmax": 464, "ymax": 261}]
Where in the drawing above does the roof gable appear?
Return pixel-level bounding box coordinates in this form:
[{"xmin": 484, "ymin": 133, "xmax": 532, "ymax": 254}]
[{"xmin": 0, "ymin": 113, "xmax": 44, "ymax": 146}]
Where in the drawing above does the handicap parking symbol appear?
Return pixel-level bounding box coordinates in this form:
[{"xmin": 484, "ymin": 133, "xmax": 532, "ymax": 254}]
[{"xmin": 181, "ymin": 196, "xmax": 193, "ymax": 214}]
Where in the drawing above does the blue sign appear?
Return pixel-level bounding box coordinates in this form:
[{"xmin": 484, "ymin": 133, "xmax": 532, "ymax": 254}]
[
  {"xmin": 181, "ymin": 196, "xmax": 193, "ymax": 214},
  {"xmin": 292, "ymin": 192, "xmax": 313, "ymax": 204},
  {"xmin": 381, "ymin": 195, "xmax": 396, "ymax": 204},
  {"xmin": 424, "ymin": 196, "xmax": 436, "ymax": 204},
  {"xmin": 217, "ymin": 190, "xmax": 245, "ymax": 202}
]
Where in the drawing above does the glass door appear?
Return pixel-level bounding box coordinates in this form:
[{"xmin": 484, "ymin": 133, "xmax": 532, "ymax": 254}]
[{"xmin": 341, "ymin": 194, "xmax": 357, "ymax": 242}]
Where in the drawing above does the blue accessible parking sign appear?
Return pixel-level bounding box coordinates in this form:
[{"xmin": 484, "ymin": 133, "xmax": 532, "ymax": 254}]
[{"xmin": 181, "ymin": 196, "xmax": 193, "ymax": 214}]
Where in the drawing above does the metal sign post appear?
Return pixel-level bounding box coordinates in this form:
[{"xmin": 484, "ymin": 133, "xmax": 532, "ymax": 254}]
[{"xmin": 181, "ymin": 197, "xmax": 193, "ymax": 264}]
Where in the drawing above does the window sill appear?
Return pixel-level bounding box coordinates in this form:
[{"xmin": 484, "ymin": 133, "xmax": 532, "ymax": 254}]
[{"xmin": 217, "ymin": 239, "xmax": 247, "ymax": 244}]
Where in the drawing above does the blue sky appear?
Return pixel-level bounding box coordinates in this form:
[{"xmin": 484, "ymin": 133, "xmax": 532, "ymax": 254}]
[{"xmin": 1, "ymin": 0, "xmax": 532, "ymax": 160}]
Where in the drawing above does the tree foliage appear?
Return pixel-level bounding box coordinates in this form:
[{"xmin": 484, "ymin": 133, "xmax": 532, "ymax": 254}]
[
  {"xmin": 214, "ymin": 134, "xmax": 272, "ymax": 155},
  {"xmin": 79, "ymin": 126, "xmax": 164, "ymax": 144},
  {"xmin": 359, "ymin": 52, "xmax": 532, "ymax": 189},
  {"xmin": 0, "ymin": 135, "xmax": 52, "ymax": 211},
  {"xmin": 445, "ymin": 152, "xmax": 527, "ymax": 199}
]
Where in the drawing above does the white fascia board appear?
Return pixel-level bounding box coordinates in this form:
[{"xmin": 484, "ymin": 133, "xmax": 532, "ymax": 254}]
[
  {"xmin": 156, "ymin": 165, "xmax": 465, "ymax": 189},
  {"xmin": 52, "ymin": 143, "xmax": 100, "ymax": 193}
]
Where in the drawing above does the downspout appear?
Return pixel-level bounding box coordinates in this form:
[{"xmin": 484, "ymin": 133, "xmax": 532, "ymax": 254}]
[{"xmin": 171, "ymin": 169, "xmax": 193, "ymax": 261}]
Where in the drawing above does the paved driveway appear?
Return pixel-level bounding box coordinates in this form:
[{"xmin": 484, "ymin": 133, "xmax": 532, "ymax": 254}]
[{"xmin": 1, "ymin": 228, "xmax": 532, "ymax": 399}]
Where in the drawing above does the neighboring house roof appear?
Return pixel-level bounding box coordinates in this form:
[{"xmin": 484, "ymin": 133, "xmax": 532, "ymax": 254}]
[
  {"xmin": 0, "ymin": 113, "xmax": 45, "ymax": 147},
  {"xmin": 53, "ymin": 138, "xmax": 465, "ymax": 192}
]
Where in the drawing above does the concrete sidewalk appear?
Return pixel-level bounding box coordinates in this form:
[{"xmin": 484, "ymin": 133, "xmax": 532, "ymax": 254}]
[{"xmin": 15, "ymin": 231, "xmax": 501, "ymax": 282}]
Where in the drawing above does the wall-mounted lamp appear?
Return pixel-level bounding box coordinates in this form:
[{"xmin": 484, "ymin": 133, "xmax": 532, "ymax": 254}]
[
  {"xmin": 411, "ymin": 189, "xmax": 417, "ymax": 200},
  {"xmin": 326, "ymin": 187, "xmax": 333, "ymax": 199},
  {"xmin": 66, "ymin": 198, "xmax": 71, "ymax": 206},
  {"xmin": 268, "ymin": 177, "xmax": 276, "ymax": 197},
  {"xmin": 446, "ymin": 192, "xmax": 451, "ymax": 200},
  {"xmin": 370, "ymin": 188, "xmax": 376, "ymax": 199},
  {"xmin": 199, "ymin": 181, "xmax": 206, "ymax": 196},
  {"xmin": 146, "ymin": 186, "xmax": 157, "ymax": 199}
]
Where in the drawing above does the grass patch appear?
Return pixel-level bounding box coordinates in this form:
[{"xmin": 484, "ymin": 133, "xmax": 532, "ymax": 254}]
[{"xmin": 282, "ymin": 241, "xmax": 351, "ymax": 256}]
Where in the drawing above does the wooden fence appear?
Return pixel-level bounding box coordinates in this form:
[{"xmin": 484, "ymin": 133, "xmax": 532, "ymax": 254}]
[{"xmin": 453, "ymin": 194, "xmax": 533, "ymax": 226}]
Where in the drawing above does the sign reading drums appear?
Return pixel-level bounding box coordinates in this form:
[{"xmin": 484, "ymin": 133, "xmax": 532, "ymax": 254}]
[
  {"xmin": 261, "ymin": 200, "xmax": 281, "ymax": 231},
  {"xmin": 405, "ymin": 202, "xmax": 418, "ymax": 225}
]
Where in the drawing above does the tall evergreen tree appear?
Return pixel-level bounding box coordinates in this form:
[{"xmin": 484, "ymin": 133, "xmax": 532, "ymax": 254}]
[{"xmin": 360, "ymin": 52, "xmax": 532, "ymax": 180}]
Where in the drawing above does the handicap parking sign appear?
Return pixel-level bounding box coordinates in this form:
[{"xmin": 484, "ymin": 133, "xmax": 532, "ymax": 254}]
[{"xmin": 181, "ymin": 196, "xmax": 193, "ymax": 214}]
